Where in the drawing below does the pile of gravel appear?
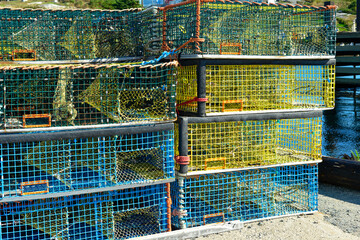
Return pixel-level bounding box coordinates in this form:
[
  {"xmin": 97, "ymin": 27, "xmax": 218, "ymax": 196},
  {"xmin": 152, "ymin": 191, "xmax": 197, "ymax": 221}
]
[{"xmin": 196, "ymin": 183, "xmax": 360, "ymax": 240}]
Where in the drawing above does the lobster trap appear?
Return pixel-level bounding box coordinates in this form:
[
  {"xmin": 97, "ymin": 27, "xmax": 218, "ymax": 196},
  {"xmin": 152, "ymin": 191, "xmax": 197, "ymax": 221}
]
[
  {"xmin": 171, "ymin": 164, "xmax": 318, "ymax": 229},
  {"xmin": 175, "ymin": 111, "xmax": 322, "ymax": 173},
  {"xmin": 0, "ymin": 124, "xmax": 174, "ymax": 199},
  {"xmin": 0, "ymin": 62, "xmax": 177, "ymax": 132},
  {"xmin": 0, "ymin": 183, "xmax": 171, "ymax": 240},
  {"xmin": 177, "ymin": 62, "xmax": 335, "ymax": 116},
  {"xmin": 160, "ymin": 1, "xmax": 336, "ymax": 56},
  {"xmin": 0, "ymin": 7, "xmax": 162, "ymax": 61}
]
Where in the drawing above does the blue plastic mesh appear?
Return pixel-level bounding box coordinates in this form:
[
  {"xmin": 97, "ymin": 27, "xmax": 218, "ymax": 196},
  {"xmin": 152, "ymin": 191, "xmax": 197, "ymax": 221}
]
[
  {"xmin": 171, "ymin": 164, "xmax": 318, "ymax": 229},
  {"xmin": 0, "ymin": 128, "xmax": 174, "ymax": 199},
  {"xmin": 0, "ymin": 183, "xmax": 169, "ymax": 240}
]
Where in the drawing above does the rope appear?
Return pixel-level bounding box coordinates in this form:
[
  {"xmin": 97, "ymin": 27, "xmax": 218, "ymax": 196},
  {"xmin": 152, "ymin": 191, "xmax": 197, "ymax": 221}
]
[
  {"xmin": 141, "ymin": 49, "xmax": 177, "ymax": 65},
  {"xmin": 176, "ymin": 97, "xmax": 208, "ymax": 115}
]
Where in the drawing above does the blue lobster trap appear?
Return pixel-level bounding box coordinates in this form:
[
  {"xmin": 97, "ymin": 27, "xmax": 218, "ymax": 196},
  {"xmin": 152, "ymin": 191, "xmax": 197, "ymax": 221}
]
[
  {"xmin": 0, "ymin": 183, "xmax": 171, "ymax": 240},
  {"xmin": 171, "ymin": 164, "xmax": 318, "ymax": 229},
  {"xmin": 0, "ymin": 124, "xmax": 174, "ymax": 199}
]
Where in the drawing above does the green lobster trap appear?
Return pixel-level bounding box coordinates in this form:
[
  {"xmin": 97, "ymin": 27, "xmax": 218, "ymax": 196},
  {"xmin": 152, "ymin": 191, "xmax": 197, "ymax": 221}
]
[
  {"xmin": 177, "ymin": 62, "xmax": 335, "ymax": 116},
  {"xmin": 171, "ymin": 164, "xmax": 318, "ymax": 229},
  {"xmin": 160, "ymin": 0, "xmax": 336, "ymax": 56},
  {"xmin": 0, "ymin": 7, "xmax": 162, "ymax": 61},
  {"xmin": 175, "ymin": 111, "xmax": 322, "ymax": 173},
  {"xmin": 0, "ymin": 61, "xmax": 177, "ymax": 132}
]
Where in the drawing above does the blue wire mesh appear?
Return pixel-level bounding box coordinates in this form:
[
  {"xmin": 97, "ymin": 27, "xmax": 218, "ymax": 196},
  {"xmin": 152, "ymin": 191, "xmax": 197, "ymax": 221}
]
[
  {"xmin": 0, "ymin": 62, "xmax": 177, "ymax": 131},
  {"xmin": 171, "ymin": 164, "xmax": 318, "ymax": 229},
  {"xmin": 0, "ymin": 7, "xmax": 162, "ymax": 61},
  {"xmin": 0, "ymin": 128, "xmax": 174, "ymax": 199},
  {"xmin": 0, "ymin": 183, "xmax": 169, "ymax": 240}
]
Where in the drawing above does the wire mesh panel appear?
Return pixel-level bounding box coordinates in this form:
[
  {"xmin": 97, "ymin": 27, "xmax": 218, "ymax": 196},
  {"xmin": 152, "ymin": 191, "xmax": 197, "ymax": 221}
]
[
  {"xmin": 175, "ymin": 115, "xmax": 322, "ymax": 172},
  {"xmin": 0, "ymin": 183, "xmax": 170, "ymax": 239},
  {"xmin": 161, "ymin": 1, "xmax": 336, "ymax": 56},
  {"xmin": 0, "ymin": 125, "xmax": 174, "ymax": 199},
  {"xmin": 0, "ymin": 7, "xmax": 162, "ymax": 61},
  {"xmin": 177, "ymin": 64, "xmax": 335, "ymax": 115},
  {"xmin": 0, "ymin": 62, "xmax": 177, "ymax": 131},
  {"xmin": 171, "ymin": 164, "xmax": 318, "ymax": 229}
]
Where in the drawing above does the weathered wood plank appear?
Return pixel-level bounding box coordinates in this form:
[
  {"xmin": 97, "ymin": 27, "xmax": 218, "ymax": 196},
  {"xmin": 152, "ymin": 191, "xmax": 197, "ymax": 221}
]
[
  {"xmin": 335, "ymin": 77, "xmax": 360, "ymax": 87},
  {"xmin": 336, "ymin": 67, "xmax": 360, "ymax": 76},
  {"xmin": 336, "ymin": 45, "xmax": 360, "ymax": 55},
  {"xmin": 319, "ymin": 156, "xmax": 360, "ymax": 190},
  {"xmin": 337, "ymin": 32, "xmax": 360, "ymax": 42},
  {"xmin": 336, "ymin": 56, "xmax": 360, "ymax": 66}
]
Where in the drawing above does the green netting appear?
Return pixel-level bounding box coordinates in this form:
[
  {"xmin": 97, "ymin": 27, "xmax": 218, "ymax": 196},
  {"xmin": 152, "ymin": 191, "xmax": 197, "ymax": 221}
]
[
  {"xmin": 117, "ymin": 148, "xmax": 166, "ymax": 182},
  {"xmin": 0, "ymin": 7, "xmax": 162, "ymax": 61},
  {"xmin": 114, "ymin": 206, "xmax": 161, "ymax": 239},
  {"xmin": 162, "ymin": 1, "xmax": 336, "ymax": 56}
]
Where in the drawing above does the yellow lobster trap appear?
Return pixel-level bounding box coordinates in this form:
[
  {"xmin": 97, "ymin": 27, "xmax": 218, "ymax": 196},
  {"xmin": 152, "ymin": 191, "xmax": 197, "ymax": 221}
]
[
  {"xmin": 177, "ymin": 62, "xmax": 335, "ymax": 116},
  {"xmin": 175, "ymin": 111, "xmax": 322, "ymax": 174}
]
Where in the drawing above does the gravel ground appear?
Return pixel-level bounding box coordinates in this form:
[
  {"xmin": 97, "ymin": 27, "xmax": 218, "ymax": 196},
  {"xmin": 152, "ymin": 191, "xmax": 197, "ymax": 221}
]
[{"xmin": 197, "ymin": 183, "xmax": 360, "ymax": 240}]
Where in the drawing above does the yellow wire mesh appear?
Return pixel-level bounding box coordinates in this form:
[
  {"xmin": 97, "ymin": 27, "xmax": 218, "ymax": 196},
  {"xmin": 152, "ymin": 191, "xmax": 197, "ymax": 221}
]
[
  {"xmin": 175, "ymin": 117, "xmax": 322, "ymax": 172},
  {"xmin": 177, "ymin": 65, "xmax": 335, "ymax": 114}
]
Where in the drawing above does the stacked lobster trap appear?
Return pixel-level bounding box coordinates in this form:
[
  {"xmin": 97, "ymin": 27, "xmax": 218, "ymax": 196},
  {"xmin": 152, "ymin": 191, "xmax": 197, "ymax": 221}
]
[
  {"xmin": 0, "ymin": 6, "xmax": 176, "ymax": 240},
  {"xmin": 169, "ymin": 0, "xmax": 336, "ymax": 230}
]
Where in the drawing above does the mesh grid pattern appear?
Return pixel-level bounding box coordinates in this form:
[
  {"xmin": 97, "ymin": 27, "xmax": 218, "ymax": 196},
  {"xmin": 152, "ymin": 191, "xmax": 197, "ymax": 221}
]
[
  {"xmin": 175, "ymin": 117, "xmax": 321, "ymax": 172},
  {"xmin": 162, "ymin": 1, "xmax": 336, "ymax": 56},
  {"xmin": 0, "ymin": 62, "xmax": 177, "ymax": 130},
  {"xmin": 0, "ymin": 128, "xmax": 174, "ymax": 199},
  {"xmin": 0, "ymin": 8, "xmax": 161, "ymax": 61},
  {"xmin": 171, "ymin": 164, "xmax": 318, "ymax": 229},
  {"xmin": 0, "ymin": 184, "xmax": 169, "ymax": 240},
  {"xmin": 177, "ymin": 65, "xmax": 335, "ymax": 114}
]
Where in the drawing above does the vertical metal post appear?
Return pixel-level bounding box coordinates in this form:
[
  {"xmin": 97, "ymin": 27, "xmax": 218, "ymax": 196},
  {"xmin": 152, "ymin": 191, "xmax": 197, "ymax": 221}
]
[
  {"xmin": 178, "ymin": 117, "xmax": 188, "ymax": 174},
  {"xmin": 354, "ymin": 87, "xmax": 357, "ymax": 117},
  {"xmin": 166, "ymin": 182, "xmax": 172, "ymax": 232},
  {"xmin": 357, "ymin": 0, "xmax": 360, "ymax": 31},
  {"xmin": 177, "ymin": 176, "xmax": 186, "ymax": 229},
  {"xmin": 197, "ymin": 60, "xmax": 206, "ymax": 117},
  {"xmin": 0, "ymin": 144, "xmax": 4, "ymax": 199}
]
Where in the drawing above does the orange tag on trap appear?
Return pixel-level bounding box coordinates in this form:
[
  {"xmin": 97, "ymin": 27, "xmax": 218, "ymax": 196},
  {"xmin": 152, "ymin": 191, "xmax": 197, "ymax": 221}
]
[{"xmin": 20, "ymin": 180, "xmax": 49, "ymax": 195}]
